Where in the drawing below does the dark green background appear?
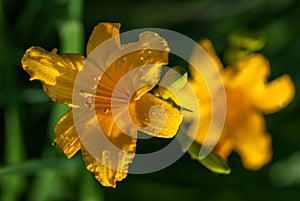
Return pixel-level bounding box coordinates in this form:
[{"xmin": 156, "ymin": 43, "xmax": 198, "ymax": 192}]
[{"xmin": 1, "ymin": 0, "xmax": 300, "ymax": 200}]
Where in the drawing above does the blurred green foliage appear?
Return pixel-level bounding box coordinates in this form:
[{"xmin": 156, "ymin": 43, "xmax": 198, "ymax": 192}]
[{"xmin": 0, "ymin": 0, "xmax": 300, "ymax": 200}]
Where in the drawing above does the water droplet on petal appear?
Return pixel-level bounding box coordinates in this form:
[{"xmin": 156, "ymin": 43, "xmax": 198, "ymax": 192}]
[
  {"xmin": 79, "ymin": 90, "xmax": 92, "ymax": 98},
  {"xmin": 279, "ymin": 100, "xmax": 284, "ymax": 108},
  {"xmin": 94, "ymin": 75, "xmax": 101, "ymax": 81},
  {"xmin": 52, "ymin": 141, "xmax": 58, "ymax": 147},
  {"xmin": 103, "ymin": 150, "xmax": 110, "ymax": 159},
  {"xmin": 84, "ymin": 96, "xmax": 94, "ymax": 110},
  {"xmin": 92, "ymin": 85, "xmax": 97, "ymax": 90},
  {"xmin": 104, "ymin": 108, "xmax": 110, "ymax": 114}
]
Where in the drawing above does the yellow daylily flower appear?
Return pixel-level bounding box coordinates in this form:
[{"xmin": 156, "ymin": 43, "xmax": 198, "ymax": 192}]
[
  {"xmin": 21, "ymin": 22, "xmax": 182, "ymax": 187},
  {"xmin": 188, "ymin": 39, "xmax": 295, "ymax": 170}
]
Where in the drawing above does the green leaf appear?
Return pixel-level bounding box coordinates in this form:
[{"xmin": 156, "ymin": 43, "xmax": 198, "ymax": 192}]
[
  {"xmin": 187, "ymin": 140, "xmax": 231, "ymax": 175},
  {"xmin": 156, "ymin": 66, "xmax": 188, "ymax": 100},
  {"xmin": 224, "ymin": 29, "xmax": 266, "ymax": 65},
  {"xmin": 228, "ymin": 29, "xmax": 266, "ymax": 52}
]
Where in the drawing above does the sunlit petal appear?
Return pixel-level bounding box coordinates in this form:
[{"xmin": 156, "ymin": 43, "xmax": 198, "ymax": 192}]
[
  {"xmin": 198, "ymin": 39, "xmax": 223, "ymax": 71},
  {"xmin": 188, "ymin": 39, "xmax": 223, "ymax": 105},
  {"xmin": 21, "ymin": 47, "xmax": 85, "ymax": 106},
  {"xmin": 253, "ymin": 74, "xmax": 295, "ymax": 114},
  {"xmin": 228, "ymin": 112, "xmax": 272, "ymax": 170},
  {"xmin": 99, "ymin": 31, "xmax": 169, "ymax": 93},
  {"xmin": 97, "ymin": 48, "xmax": 169, "ymax": 109},
  {"xmin": 81, "ymin": 145, "xmax": 128, "ymax": 188},
  {"xmin": 81, "ymin": 109, "xmax": 137, "ymax": 187},
  {"xmin": 95, "ymin": 31, "xmax": 170, "ymax": 121},
  {"xmin": 86, "ymin": 22, "xmax": 121, "ymax": 56},
  {"xmin": 61, "ymin": 54, "xmax": 86, "ymax": 71},
  {"xmin": 192, "ymin": 111, "xmax": 212, "ymax": 144},
  {"xmin": 188, "ymin": 73, "xmax": 211, "ymax": 105},
  {"xmin": 214, "ymin": 139, "xmax": 234, "ymax": 160},
  {"xmin": 130, "ymin": 92, "xmax": 182, "ymax": 138},
  {"xmin": 54, "ymin": 110, "xmax": 81, "ymax": 158},
  {"xmin": 223, "ymin": 54, "xmax": 270, "ymax": 91}
]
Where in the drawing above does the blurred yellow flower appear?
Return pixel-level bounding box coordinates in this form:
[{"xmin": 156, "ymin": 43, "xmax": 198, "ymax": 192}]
[
  {"xmin": 21, "ymin": 22, "xmax": 182, "ymax": 187},
  {"xmin": 188, "ymin": 39, "xmax": 295, "ymax": 170}
]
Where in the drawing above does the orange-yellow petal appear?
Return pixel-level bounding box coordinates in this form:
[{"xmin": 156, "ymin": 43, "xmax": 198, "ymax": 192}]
[
  {"xmin": 198, "ymin": 39, "xmax": 224, "ymax": 71},
  {"xmin": 61, "ymin": 54, "xmax": 85, "ymax": 71},
  {"xmin": 188, "ymin": 71, "xmax": 211, "ymax": 105},
  {"xmin": 214, "ymin": 139, "xmax": 234, "ymax": 160},
  {"xmin": 95, "ymin": 31, "xmax": 170, "ymax": 112},
  {"xmin": 222, "ymin": 54, "xmax": 270, "ymax": 91},
  {"xmin": 96, "ymin": 109, "xmax": 138, "ymax": 150},
  {"xmin": 99, "ymin": 31, "xmax": 169, "ymax": 91},
  {"xmin": 97, "ymin": 48, "xmax": 169, "ymax": 108},
  {"xmin": 235, "ymin": 132, "xmax": 272, "ymax": 170},
  {"xmin": 227, "ymin": 112, "xmax": 272, "ymax": 170},
  {"xmin": 82, "ymin": 108, "xmax": 137, "ymax": 187},
  {"xmin": 81, "ymin": 145, "xmax": 132, "ymax": 188},
  {"xmin": 21, "ymin": 47, "xmax": 85, "ymax": 106},
  {"xmin": 192, "ymin": 111, "xmax": 212, "ymax": 145},
  {"xmin": 130, "ymin": 92, "xmax": 182, "ymax": 138},
  {"xmin": 86, "ymin": 22, "xmax": 121, "ymax": 56},
  {"xmin": 188, "ymin": 39, "xmax": 223, "ymax": 104},
  {"xmin": 253, "ymin": 74, "xmax": 295, "ymax": 114},
  {"xmin": 54, "ymin": 110, "xmax": 81, "ymax": 158},
  {"xmin": 189, "ymin": 39, "xmax": 223, "ymax": 84}
]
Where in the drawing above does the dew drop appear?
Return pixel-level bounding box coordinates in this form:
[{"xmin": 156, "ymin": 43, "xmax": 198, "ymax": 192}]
[
  {"xmin": 181, "ymin": 147, "xmax": 187, "ymax": 152},
  {"xmin": 52, "ymin": 141, "xmax": 58, "ymax": 147},
  {"xmin": 79, "ymin": 90, "xmax": 92, "ymax": 98},
  {"xmin": 92, "ymin": 84, "xmax": 97, "ymax": 90},
  {"xmin": 279, "ymin": 100, "xmax": 284, "ymax": 108},
  {"xmin": 104, "ymin": 108, "xmax": 110, "ymax": 114},
  {"xmin": 84, "ymin": 96, "xmax": 94, "ymax": 110},
  {"xmin": 94, "ymin": 75, "xmax": 101, "ymax": 81},
  {"xmin": 103, "ymin": 150, "xmax": 110, "ymax": 159}
]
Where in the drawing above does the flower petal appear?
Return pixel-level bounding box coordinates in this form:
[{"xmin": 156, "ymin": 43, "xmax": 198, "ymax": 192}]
[
  {"xmin": 54, "ymin": 110, "xmax": 81, "ymax": 158},
  {"xmin": 81, "ymin": 146, "xmax": 129, "ymax": 188},
  {"xmin": 130, "ymin": 92, "xmax": 182, "ymax": 138},
  {"xmin": 188, "ymin": 39, "xmax": 223, "ymax": 104},
  {"xmin": 223, "ymin": 54, "xmax": 270, "ymax": 91},
  {"xmin": 86, "ymin": 22, "xmax": 121, "ymax": 56},
  {"xmin": 189, "ymin": 39, "xmax": 223, "ymax": 84},
  {"xmin": 21, "ymin": 47, "xmax": 85, "ymax": 106},
  {"xmin": 81, "ymin": 109, "xmax": 137, "ymax": 188},
  {"xmin": 253, "ymin": 74, "xmax": 295, "ymax": 114},
  {"xmin": 192, "ymin": 110, "xmax": 212, "ymax": 144},
  {"xmin": 227, "ymin": 112, "xmax": 272, "ymax": 170},
  {"xmin": 94, "ymin": 31, "xmax": 170, "ymax": 122},
  {"xmin": 100, "ymin": 31, "xmax": 170, "ymax": 97},
  {"xmin": 188, "ymin": 73, "xmax": 211, "ymax": 105},
  {"xmin": 198, "ymin": 39, "xmax": 223, "ymax": 71}
]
